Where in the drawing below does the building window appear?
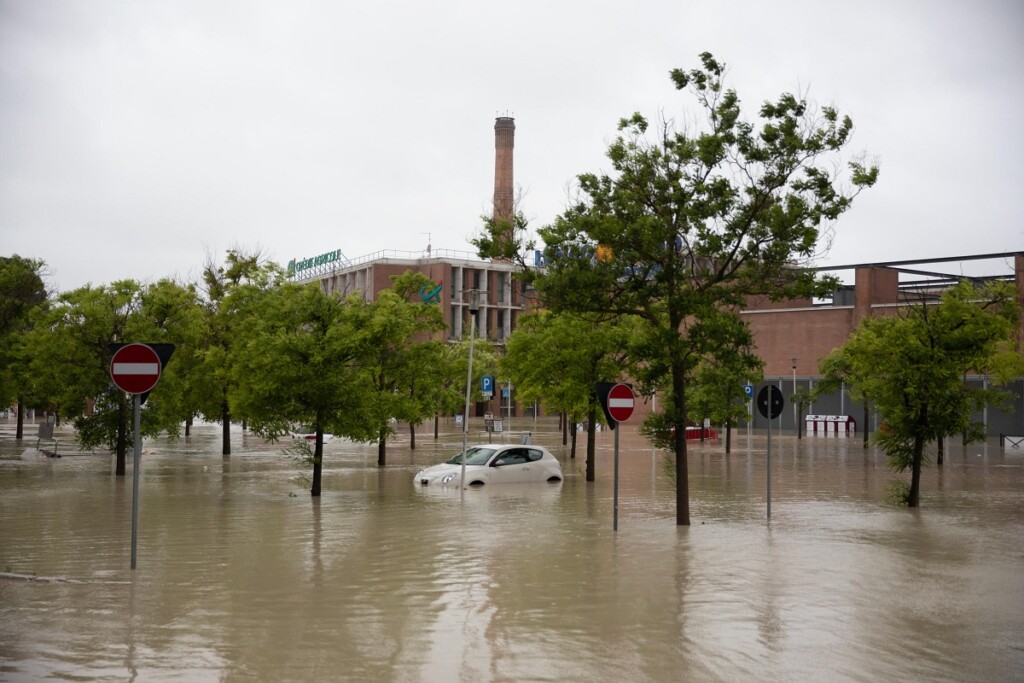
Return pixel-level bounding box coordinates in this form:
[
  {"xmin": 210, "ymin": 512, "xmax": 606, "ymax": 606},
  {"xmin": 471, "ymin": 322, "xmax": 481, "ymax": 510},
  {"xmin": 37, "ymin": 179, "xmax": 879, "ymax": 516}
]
[
  {"xmin": 497, "ymin": 309, "xmax": 505, "ymax": 340},
  {"xmin": 496, "ymin": 272, "xmax": 505, "ymax": 303}
]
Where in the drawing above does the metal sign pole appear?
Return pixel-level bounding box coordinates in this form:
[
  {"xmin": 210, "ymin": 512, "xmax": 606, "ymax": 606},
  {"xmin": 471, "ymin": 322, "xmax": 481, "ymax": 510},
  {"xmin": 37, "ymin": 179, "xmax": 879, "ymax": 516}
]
[
  {"xmin": 613, "ymin": 422, "xmax": 620, "ymax": 531},
  {"xmin": 460, "ymin": 313, "xmax": 476, "ymax": 492},
  {"xmin": 131, "ymin": 393, "xmax": 141, "ymax": 569},
  {"xmin": 767, "ymin": 409, "xmax": 772, "ymax": 520}
]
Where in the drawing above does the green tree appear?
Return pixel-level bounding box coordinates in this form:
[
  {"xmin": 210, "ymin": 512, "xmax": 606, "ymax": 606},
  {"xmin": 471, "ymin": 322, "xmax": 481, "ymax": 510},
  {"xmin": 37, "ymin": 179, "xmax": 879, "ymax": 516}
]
[
  {"xmin": 815, "ymin": 347, "xmax": 877, "ymax": 448},
  {"xmin": 428, "ymin": 332, "xmax": 499, "ymax": 439},
  {"xmin": 791, "ymin": 386, "xmax": 813, "ymax": 440},
  {"xmin": 501, "ymin": 311, "xmax": 633, "ymax": 480},
  {"xmin": 487, "ymin": 54, "xmax": 877, "ymax": 524},
  {"xmin": 821, "ymin": 281, "xmax": 1020, "ymax": 507},
  {"xmin": 29, "ymin": 281, "xmax": 153, "ymax": 473},
  {"xmin": 682, "ymin": 318, "xmax": 763, "ymax": 452},
  {"xmin": 347, "ymin": 271, "xmax": 446, "ymax": 466},
  {"xmin": 196, "ymin": 250, "xmax": 283, "ymax": 454},
  {"xmin": 0, "ymin": 255, "xmax": 48, "ymax": 438},
  {"xmin": 137, "ymin": 278, "xmax": 208, "ymax": 438},
  {"xmin": 231, "ymin": 282, "xmax": 371, "ymax": 496}
]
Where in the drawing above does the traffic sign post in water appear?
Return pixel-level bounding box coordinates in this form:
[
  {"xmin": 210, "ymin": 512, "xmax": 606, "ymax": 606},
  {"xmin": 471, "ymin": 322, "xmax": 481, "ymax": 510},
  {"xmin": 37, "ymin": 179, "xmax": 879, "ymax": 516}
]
[
  {"xmin": 108, "ymin": 343, "xmax": 173, "ymax": 570},
  {"xmin": 607, "ymin": 383, "xmax": 635, "ymax": 532},
  {"xmin": 757, "ymin": 385, "xmax": 784, "ymax": 520}
]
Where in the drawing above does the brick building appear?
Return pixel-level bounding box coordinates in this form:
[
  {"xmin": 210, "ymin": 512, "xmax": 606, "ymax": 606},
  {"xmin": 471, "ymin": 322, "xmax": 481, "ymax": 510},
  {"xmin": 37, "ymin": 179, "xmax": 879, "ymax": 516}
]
[{"xmin": 289, "ymin": 115, "xmax": 1023, "ymax": 435}]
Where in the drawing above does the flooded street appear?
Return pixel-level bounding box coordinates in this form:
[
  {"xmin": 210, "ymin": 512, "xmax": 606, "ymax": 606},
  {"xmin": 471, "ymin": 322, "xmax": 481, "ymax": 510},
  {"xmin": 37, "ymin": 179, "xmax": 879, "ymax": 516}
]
[{"xmin": 1, "ymin": 420, "xmax": 1022, "ymax": 682}]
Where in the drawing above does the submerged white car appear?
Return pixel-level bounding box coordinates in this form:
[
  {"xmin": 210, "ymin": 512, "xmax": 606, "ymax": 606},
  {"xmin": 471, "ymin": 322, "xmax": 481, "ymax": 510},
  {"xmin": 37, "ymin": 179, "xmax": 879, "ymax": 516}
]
[{"xmin": 414, "ymin": 444, "xmax": 563, "ymax": 487}]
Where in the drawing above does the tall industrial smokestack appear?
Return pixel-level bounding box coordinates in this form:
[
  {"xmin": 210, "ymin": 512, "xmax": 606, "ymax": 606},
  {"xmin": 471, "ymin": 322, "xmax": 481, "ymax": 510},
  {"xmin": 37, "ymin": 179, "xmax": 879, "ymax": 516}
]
[{"xmin": 493, "ymin": 116, "xmax": 515, "ymax": 224}]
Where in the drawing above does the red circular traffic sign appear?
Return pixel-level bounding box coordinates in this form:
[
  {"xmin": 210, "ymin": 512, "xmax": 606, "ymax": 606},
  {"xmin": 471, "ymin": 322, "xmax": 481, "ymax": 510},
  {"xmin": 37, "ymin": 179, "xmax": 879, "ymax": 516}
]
[
  {"xmin": 608, "ymin": 383, "xmax": 635, "ymax": 422},
  {"xmin": 110, "ymin": 343, "xmax": 162, "ymax": 394}
]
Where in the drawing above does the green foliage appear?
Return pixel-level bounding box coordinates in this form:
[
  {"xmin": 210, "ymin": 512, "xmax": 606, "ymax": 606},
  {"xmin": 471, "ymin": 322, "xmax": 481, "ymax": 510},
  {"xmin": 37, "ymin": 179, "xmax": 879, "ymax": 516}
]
[
  {"xmin": 346, "ymin": 270, "xmax": 447, "ymax": 462},
  {"xmin": 885, "ymin": 479, "xmax": 911, "ymax": 507},
  {"xmin": 136, "ymin": 278, "xmax": 208, "ymax": 439},
  {"xmin": 502, "ymin": 311, "xmax": 634, "ymax": 422},
  {"xmin": 501, "ymin": 310, "xmax": 634, "ymax": 479},
  {"xmin": 0, "ymin": 255, "xmax": 47, "ymax": 336},
  {"xmin": 432, "ymin": 333, "xmax": 499, "ymax": 420},
  {"xmin": 231, "ymin": 282, "xmax": 368, "ymax": 440},
  {"xmin": 193, "ymin": 249, "xmax": 284, "ymax": 451},
  {"xmin": 230, "ymin": 281, "xmax": 368, "ymax": 494},
  {"xmin": 482, "ymin": 53, "xmax": 876, "ymax": 524},
  {"xmin": 0, "ymin": 255, "xmax": 48, "ymax": 409},
  {"xmin": 821, "ymin": 281, "xmax": 1019, "ymax": 506},
  {"xmin": 230, "ymin": 270, "xmax": 446, "ymax": 484}
]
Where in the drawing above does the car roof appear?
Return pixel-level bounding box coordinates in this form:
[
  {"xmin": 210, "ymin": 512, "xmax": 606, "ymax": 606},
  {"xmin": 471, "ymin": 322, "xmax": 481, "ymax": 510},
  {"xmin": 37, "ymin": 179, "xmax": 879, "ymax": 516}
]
[{"xmin": 467, "ymin": 444, "xmax": 549, "ymax": 453}]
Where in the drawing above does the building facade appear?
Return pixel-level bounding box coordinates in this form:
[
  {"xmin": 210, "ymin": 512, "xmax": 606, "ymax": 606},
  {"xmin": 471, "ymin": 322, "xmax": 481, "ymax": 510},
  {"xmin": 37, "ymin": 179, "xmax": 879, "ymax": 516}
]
[{"xmin": 289, "ymin": 115, "xmax": 1024, "ymax": 436}]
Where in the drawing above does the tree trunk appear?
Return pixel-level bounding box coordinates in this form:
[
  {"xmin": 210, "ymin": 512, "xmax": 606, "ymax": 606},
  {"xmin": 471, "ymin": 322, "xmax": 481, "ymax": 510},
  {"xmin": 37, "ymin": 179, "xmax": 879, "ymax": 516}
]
[
  {"xmin": 570, "ymin": 422, "xmax": 577, "ymax": 459},
  {"xmin": 908, "ymin": 435, "xmax": 924, "ymax": 507},
  {"xmin": 115, "ymin": 392, "xmax": 127, "ymax": 476},
  {"xmin": 672, "ymin": 363, "xmax": 690, "ymax": 526},
  {"xmin": 725, "ymin": 417, "xmax": 732, "ymax": 454},
  {"xmin": 377, "ymin": 430, "xmax": 387, "ymax": 467},
  {"xmin": 434, "ymin": 414, "xmax": 439, "ymax": 440},
  {"xmin": 585, "ymin": 408, "xmax": 597, "ymax": 482},
  {"xmin": 862, "ymin": 403, "xmax": 869, "ymax": 449},
  {"xmin": 185, "ymin": 414, "xmax": 192, "ymax": 438},
  {"xmin": 311, "ymin": 426, "xmax": 324, "ymax": 496},
  {"xmin": 221, "ymin": 399, "xmax": 231, "ymax": 456},
  {"xmin": 409, "ymin": 422, "xmax": 416, "ymax": 450},
  {"xmin": 937, "ymin": 436, "xmax": 944, "ymax": 466},
  {"xmin": 15, "ymin": 399, "xmax": 24, "ymax": 439},
  {"xmin": 562, "ymin": 412, "xmax": 568, "ymax": 445}
]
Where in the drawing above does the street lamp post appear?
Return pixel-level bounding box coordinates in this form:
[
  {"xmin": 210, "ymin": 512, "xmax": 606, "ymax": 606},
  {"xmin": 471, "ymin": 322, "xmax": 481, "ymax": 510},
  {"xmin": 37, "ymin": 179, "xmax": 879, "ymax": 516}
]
[
  {"xmin": 792, "ymin": 357, "xmax": 798, "ymax": 438},
  {"xmin": 460, "ymin": 290, "xmax": 480, "ymax": 490}
]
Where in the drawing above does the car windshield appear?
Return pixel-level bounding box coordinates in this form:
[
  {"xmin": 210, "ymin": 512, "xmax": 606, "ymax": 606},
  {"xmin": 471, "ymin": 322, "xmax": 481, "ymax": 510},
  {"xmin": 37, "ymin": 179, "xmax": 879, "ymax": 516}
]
[{"xmin": 445, "ymin": 447, "xmax": 496, "ymax": 466}]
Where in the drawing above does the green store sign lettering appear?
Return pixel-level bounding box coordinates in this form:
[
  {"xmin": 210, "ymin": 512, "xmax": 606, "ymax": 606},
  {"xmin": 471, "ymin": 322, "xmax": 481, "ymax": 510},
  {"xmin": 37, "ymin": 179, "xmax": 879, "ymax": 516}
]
[{"xmin": 288, "ymin": 249, "xmax": 343, "ymax": 276}]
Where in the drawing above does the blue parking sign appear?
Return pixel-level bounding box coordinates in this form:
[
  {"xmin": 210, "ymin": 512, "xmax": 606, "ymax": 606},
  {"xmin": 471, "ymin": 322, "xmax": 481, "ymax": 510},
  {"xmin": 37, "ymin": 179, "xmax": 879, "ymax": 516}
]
[
  {"xmin": 481, "ymin": 376, "xmax": 494, "ymax": 394},
  {"xmin": 744, "ymin": 384, "xmax": 754, "ymax": 399}
]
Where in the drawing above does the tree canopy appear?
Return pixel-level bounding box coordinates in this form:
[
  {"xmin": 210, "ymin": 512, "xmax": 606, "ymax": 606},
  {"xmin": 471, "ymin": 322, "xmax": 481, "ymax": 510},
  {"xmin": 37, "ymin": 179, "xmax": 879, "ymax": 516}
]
[
  {"xmin": 480, "ymin": 53, "xmax": 878, "ymax": 524},
  {"xmin": 820, "ymin": 281, "xmax": 1021, "ymax": 507},
  {"xmin": 501, "ymin": 310, "xmax": 634, "ymax": 479}
]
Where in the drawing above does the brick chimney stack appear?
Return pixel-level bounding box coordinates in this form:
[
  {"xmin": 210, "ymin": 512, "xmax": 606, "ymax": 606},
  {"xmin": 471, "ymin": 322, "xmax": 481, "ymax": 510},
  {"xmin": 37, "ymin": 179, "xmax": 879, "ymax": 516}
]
[{"xmin": 493, "ymin": 116, "xmax": 515, "ymax": 224}]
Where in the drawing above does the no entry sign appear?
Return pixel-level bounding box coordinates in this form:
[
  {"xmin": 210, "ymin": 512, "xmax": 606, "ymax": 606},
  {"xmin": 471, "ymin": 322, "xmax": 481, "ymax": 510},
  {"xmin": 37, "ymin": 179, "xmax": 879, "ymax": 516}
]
[
  {"xmin": 607, "ymin": 383, "xmax": 635, "ymax": 423},
  {"xmin": 110, "ymin": 343, "xmax": 162, "ymax": 394}
]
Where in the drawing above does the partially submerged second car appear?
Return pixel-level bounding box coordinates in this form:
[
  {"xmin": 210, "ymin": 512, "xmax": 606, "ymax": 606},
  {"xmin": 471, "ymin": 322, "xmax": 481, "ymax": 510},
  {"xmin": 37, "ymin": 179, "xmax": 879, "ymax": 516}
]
[{"xmin": 414, "ymin": 444, "xmax": 563, "ymax": 487}]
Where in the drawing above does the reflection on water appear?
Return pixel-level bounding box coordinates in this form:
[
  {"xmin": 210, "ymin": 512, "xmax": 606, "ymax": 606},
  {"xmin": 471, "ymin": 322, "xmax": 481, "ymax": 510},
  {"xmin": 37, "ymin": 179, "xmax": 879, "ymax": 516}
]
[{"xmin": 1, "ymin": 422, "xmax": 1022, "ymax": 681}]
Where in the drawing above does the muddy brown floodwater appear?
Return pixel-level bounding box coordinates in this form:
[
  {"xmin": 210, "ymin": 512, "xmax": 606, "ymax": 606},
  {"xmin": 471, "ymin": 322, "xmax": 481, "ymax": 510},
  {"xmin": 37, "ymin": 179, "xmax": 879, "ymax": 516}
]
[{"xmin": 1, "ymin": 420, "xmax": 1022, "ymax": 682}]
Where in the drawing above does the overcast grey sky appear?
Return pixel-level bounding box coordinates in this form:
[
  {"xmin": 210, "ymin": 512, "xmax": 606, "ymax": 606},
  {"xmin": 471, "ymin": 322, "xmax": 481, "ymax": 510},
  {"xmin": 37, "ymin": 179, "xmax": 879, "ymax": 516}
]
[{"xmin": 2, "ymin": 0, "xmax": 1022, "ymax": 292}]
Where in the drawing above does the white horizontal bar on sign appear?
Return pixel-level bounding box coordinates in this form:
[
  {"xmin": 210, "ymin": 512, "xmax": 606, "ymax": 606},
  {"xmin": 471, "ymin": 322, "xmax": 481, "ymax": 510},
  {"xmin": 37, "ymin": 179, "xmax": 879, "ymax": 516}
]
[
  {"xmin": 113, "ymin": 363, "xmax": 159, "ymax": 375},
  {"xmin": 609, "ymin": 398, "xmax": 634, "ymax": 407}
]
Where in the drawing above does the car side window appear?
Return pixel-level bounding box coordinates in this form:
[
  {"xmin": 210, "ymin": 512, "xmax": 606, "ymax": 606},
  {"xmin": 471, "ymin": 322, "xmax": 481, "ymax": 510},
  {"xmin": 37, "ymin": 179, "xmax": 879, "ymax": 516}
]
[
  {"xmin": 493, "ymin": 449, "xmax": 528, "ymax": 466},
  {"xmin": 526, "ymin": 449, "xmax": 543, "ymax": 462}
]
